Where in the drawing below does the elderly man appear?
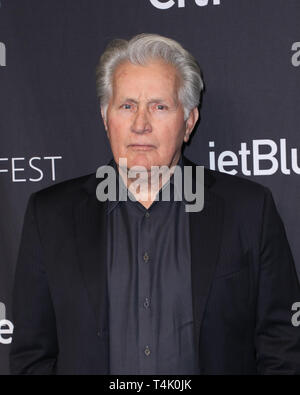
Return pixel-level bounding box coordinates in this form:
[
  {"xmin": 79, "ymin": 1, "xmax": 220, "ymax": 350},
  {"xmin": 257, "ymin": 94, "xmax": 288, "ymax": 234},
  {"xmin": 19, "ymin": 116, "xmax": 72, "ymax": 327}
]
[{"xmin": 10, "ymin": 34, "xmax": 300, "ymax": 375}]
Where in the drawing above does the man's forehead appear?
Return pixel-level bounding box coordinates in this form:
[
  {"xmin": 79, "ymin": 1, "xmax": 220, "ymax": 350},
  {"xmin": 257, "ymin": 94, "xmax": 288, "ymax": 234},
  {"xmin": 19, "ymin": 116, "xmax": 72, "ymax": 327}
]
[
  {"xmin": 111, "ymin": 61, "xmax": 181, "ymax": 100},
  {"xmin": 113, "ymin": 60, "xmax": 180, "ymax": 85}
]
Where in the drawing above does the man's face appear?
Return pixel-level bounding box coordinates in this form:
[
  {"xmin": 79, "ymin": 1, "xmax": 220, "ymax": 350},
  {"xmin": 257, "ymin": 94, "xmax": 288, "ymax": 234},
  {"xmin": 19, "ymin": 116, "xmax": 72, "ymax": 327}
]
[{"xmin": 101, "ymin": 59, "xmax": 198, "ymax": 171}]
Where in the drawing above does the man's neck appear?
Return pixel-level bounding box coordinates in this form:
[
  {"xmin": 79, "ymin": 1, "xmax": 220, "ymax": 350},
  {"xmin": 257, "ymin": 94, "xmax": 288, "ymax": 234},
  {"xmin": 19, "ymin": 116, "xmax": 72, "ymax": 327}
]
[{"xmin": 117, "ymin": 155, "xmax": 182, "ymax": 209}]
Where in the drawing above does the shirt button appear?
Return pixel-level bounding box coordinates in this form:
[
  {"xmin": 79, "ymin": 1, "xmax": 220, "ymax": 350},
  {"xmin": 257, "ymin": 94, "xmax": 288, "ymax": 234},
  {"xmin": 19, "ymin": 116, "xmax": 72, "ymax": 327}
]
[
  {"xmin": 143, "ymin": 298, "xmax": 150, "ymax": 309},
  {"xmin": 144, "ymin": 346, "xmax": 151, "ymax": 357},
  {"xmin": 145, "ymin": 212, "xmax": 150, "ymax": 218},
  {"xmin": 143, "ymin": 252, "xmax": 149, "ymax": 263}
]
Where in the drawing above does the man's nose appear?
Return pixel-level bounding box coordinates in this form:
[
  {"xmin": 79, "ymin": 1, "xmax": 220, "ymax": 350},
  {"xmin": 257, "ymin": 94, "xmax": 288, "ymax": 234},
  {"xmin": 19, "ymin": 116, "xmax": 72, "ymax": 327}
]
[{"xmin": 131, "ymin": 107, "xmax": 152, "ymax": 134}]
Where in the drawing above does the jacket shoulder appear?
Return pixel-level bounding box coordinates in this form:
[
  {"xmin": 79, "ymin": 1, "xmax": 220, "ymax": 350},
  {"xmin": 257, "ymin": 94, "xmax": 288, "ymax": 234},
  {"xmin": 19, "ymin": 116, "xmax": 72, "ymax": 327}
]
[
  {"xmin": 184, "ymin": 155, "xmax": 268, "ymax": 199},
  {"xmin": 205, "ymin": 166, "xmax": 268, "ymax": 195},
  {"xmin": 30, "ymin": 172, "xmax": 96, "ymax": 213},
  {"xmin": 203, "ymin": 167, "xmax": 272, "ymax": 223}
]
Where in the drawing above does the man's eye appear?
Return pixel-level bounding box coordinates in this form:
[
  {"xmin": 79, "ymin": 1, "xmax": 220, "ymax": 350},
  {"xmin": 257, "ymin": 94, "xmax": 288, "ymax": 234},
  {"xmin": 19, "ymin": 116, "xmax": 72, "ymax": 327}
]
[
  {"xmin": 157, "ymin": 105, "xmax": 166, "ymax": 110},
  {"xmin": 122, "ymin": 104, "xmax": 132, "ymax": 110}
]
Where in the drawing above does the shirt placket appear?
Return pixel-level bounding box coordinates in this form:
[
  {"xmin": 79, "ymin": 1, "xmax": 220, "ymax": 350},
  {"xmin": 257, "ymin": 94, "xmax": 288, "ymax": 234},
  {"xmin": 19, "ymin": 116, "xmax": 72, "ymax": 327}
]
[{"xmin": 138, "ymin": 208, "xmax": 155, "ymax": 374}]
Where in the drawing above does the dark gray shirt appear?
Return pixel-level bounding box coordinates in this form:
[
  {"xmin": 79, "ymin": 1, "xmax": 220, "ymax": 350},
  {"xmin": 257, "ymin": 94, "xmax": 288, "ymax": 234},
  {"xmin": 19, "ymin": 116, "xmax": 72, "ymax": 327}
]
[{"xmin": 106, "ymin": 155, "xmax": 197, "ymax": 374}]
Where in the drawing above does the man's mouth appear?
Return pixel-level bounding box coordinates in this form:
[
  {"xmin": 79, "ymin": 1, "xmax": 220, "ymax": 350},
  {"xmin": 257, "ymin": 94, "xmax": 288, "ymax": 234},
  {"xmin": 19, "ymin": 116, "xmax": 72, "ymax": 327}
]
[{"xmin": 128, "ymin": 144, "xmax": 156, "ymax": 151}]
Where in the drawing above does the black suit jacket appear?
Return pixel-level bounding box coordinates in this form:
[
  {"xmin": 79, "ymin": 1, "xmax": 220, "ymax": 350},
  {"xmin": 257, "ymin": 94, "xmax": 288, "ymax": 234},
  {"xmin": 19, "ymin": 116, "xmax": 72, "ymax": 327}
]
[{"xmin": 10, "ymin": 156, "xmax": 300, "ymax": 374}]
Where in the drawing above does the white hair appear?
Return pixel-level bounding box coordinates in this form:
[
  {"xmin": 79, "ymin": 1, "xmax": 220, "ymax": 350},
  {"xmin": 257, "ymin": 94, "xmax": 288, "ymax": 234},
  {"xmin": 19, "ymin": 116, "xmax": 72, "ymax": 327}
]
[{"xmin": 96, "ymin": 33, "xmax": 204, "ymax": 121}]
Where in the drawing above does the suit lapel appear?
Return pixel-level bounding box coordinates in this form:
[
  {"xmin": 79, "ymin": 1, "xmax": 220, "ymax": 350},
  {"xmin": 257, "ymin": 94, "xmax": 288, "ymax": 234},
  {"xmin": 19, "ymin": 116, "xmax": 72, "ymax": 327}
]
[
  {"xmin": 74, "ymin": 180, "xmax": 109, "ymax": 334},
  {"xmin": 183, "ymin": 156, "xmax": 224, "ymax": 361},
  {"xmin": 190, "ymin": 191, "xmax": 224, "ymax": 355}
]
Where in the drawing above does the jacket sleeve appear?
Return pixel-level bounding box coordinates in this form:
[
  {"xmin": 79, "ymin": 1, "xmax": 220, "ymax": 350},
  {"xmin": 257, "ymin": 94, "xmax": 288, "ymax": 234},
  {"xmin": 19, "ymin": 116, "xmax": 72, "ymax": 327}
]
[
  {"xmin": 255, "ymin": 187, "xmax": 300, "ymax": 374},
  {"xmin": 9, "ymin": 193, "xmax": 59, "ymax": 375}
]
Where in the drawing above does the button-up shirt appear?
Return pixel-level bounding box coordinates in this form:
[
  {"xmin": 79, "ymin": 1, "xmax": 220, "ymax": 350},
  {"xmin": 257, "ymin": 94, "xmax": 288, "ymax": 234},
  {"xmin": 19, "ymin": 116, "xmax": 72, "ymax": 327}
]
[{"xmin": 106, "ymin": 155, "xmax": 198, "ymax": 374}]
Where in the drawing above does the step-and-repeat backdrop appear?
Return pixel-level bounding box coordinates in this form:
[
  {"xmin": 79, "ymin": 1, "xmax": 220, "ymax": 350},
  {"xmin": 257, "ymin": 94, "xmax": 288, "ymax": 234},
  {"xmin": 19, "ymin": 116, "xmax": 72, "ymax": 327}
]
[{"xmin": 0, "ymin": 0, "xmax": 299, "ymax": 374}]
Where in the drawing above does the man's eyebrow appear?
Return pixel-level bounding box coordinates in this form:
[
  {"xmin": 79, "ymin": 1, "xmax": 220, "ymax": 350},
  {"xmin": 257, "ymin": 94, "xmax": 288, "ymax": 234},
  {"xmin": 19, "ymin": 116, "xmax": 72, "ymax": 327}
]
[
  {"xmin": 121, "ymin": 98, "xmax": 171, "ymax": 104},
  {"xmin": 121, "ymin": 98, "xmax": 138, "ymax": 104},
  {"xmin": 148, "ymin": 98, "xmax": 168, "ymax": 104}
]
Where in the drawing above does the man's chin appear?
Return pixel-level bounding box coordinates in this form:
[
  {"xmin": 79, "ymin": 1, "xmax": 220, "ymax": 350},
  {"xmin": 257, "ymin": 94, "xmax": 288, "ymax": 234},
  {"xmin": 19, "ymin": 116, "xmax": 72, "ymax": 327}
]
[{"xmin": 119, "ymin": 156, "xmax": 159, "ymax": 172}]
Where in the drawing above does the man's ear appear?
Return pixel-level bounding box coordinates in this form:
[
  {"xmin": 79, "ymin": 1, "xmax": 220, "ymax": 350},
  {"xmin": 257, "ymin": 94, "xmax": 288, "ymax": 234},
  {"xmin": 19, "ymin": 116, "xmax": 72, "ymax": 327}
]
[{"xmin": 183, "ymin": 107, "xmax": 199, "ymax": 143}]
